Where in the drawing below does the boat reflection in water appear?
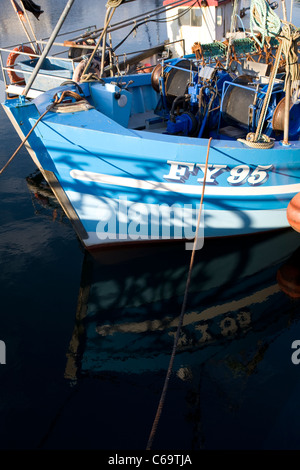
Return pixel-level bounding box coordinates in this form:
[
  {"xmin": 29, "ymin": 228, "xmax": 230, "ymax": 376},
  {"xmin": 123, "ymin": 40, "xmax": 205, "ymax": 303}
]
[
  {"xmin": 65, "ymin": 226, "xmax": 300, "ymax": 378},
  {"xmin": 26, "ymin": 169, "xmax": 67, "ymax": 225}
]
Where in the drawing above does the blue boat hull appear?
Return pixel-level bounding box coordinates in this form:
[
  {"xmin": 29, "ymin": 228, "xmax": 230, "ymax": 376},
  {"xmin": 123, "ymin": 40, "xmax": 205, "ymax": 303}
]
[{"xmin": 3, "ymin": 75, "xmax": 300, "ymax": 249}]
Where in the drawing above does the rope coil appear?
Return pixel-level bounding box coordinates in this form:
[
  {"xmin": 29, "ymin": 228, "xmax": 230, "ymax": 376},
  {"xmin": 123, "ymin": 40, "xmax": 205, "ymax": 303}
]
[
  {"xmin": 238, "ymin": 132, "xmax": 275, "ymax": 148},
  {"xmin": 250, "ymin": 0, "xmax": 281, "ymax": 47},
  {"xmin": 280, "ymin": 21, "xmax": 300, "ymax": 98}
]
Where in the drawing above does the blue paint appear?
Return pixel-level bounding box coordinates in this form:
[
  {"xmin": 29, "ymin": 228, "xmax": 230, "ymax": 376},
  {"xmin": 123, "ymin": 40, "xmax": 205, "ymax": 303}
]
[{"xmin": 3, "ymin": 69, "xmax": 300, "ymax": 247}]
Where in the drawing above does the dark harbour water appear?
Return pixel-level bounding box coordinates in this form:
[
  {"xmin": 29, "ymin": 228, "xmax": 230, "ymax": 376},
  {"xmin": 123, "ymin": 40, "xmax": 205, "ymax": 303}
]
[{"xmin": 0, "ymin": 0, "xmax": 300, "ymax": 455}]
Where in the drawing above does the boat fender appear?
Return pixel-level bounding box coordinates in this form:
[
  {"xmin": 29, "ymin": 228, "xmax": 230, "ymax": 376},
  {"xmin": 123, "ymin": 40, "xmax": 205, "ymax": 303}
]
[
  {"xmin": 72, "ymin": 60, "xmax": 86, "ymax": 82},
  {"xmin": 137, "ymin": 63, "xmax": 152, "ymax": 73},
  {"xmin": 151, "ymin": 63, "xmax": 163, "ymax": 92},
  {"xmin": 276, "ymin": 248, "xmax": 300, "ymax": 299},
  {"xmin": 6, "ymin": 45, "xmax": 35, "ymax": 85},
  {"xmin": 287, "ymin": 192, "xmax": 300, "ymax": 233}
]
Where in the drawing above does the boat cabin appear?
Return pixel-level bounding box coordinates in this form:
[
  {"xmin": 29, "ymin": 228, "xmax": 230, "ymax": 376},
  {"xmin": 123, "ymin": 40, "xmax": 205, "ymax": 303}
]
[{"xmin": 163, "ymin": 0, "xmax": 236, "ymax": 57}]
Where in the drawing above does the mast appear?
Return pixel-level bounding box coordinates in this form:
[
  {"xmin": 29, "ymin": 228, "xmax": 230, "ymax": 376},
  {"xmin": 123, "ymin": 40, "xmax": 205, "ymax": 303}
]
[
  {"xmin": 21, "ymin": 0, "xmax": 76, "ymax": 97},
  {"xmin": 9, "ymin": 0, "xmax": 38, "ymax": 53}
]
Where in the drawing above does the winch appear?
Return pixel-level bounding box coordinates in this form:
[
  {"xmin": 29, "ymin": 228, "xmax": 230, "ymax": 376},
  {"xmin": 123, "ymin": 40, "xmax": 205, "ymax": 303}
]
[
  {"xmin": 151, "ymin": 59, "xmax": 300, "ymax": 140},
  {"xmin": 220, "ymin": 75, "xmax": 300, "ymax": 139},
  {"xmin": 151, "ymin": 60, "xmax": 233, "ymax": 137}
]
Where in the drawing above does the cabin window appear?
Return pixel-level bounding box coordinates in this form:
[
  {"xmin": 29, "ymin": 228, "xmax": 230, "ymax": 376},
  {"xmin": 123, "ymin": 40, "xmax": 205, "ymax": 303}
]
[
  {"xmin": 178, "ymin": 8, "xmax": 202, "ymax": 27},
  {"xmin": 178, "ymin": 8, "xmax": 190, "ymax": 26},
  {"xmin": 217, "ymin": 14, "xmax": 222, "ymax": 26},
  {"xmin": 191, "ymin": 9, "xmax": 202, "ymax": 26}
]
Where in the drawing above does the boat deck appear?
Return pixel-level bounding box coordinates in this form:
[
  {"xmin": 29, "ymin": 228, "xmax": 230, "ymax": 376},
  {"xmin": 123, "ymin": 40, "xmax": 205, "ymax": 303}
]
[{"xmin": 128, "ymin": 110, "xmax": 167, "ymax": 133}]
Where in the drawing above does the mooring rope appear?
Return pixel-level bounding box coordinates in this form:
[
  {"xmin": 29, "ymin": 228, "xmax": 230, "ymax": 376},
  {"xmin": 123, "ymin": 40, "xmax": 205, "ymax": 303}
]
[
  {"xmin": 0, "ymin": 90, "xmax": 82, "ymax": 175},
  {"xmin": 146, "ymin": 137, "xmax": 212, "ymax": 451}
]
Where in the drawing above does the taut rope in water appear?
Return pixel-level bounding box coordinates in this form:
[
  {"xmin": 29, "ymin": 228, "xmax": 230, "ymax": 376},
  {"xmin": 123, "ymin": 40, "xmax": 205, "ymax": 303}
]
[{"xmin": 146, "ymin": 137, "xmax": 212, "ymax": 451}]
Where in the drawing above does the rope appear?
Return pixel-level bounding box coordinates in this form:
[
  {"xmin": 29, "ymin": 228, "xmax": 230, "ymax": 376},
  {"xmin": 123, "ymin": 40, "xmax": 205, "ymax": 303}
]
[
  {"xmin": 241, "ymin": 17, "xmax": 299, "ymax": 147},
  {"xmin": 249, "ymin": 37, "xmax": 282, "ymax": 142},
  {"xmin": 237, "ymin": 132, "xmax": 274, "ymax": 148},
  {"xmin": 0, "ymin": 90, "xmax": 81, "ymax": 175},
  {"xmin": 107, "ymin": 0, "xmax": 123, "ymax": 6},
  {"xmin": 80, "ymin": 6, "xmax": 116, "ymax": 81},
  {"xmin": 250, "ymin": 0, "xmax": 281, "ymax": 48},
  {"xmin": 280, "ymin": 21, "xmax": 300, "ymax": 96},
  {"xmin": 146, "ymin": 137, "xmax": 212, "ymax": 451}
]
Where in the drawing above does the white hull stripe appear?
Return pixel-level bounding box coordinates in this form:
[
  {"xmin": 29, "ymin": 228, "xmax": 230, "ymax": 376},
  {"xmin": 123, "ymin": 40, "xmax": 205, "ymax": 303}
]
[
  {"xmin": 65, "ymin": 191, "xmax": 288, "ymax": 229},
  {"xmin": 70, "ymin": 170, "xmax": 300, "ymax": 197}
]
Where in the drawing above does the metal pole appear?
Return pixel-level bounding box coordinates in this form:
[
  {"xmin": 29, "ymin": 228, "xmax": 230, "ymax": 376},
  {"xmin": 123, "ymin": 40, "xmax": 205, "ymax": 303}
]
[
  {"xmin": 9, "ymin": 0, "xmax": 36, "ymax": 52},
  {"xmin": 22, "ymin": 0, "xmax": 76, "ymax": 97},
  {"xmin": 254, "ymin": 40, "xmax": 283, "ymax": 142},
  {"xmin": 0, "ymin": 52, "xmax": 8, "ymax": 89},
  {"xmin": 281, "ymin": 0, "xmax": 287, "ymax": 21},
  {"xmin": 100, "ymin": 8, "xmax": 113, "ymax": 78},
  {"xmin": 290, "ymin": 0, "xmax": 294, "ymax": 22},
  {"xmin": 108, "ymin": 33, "xmax": 114, "ymax": 77},
  {"xmin": 283, "ymin": 76, "xmax": 291, "ymax": 145},
  {"xmin": 20, "ymin": 0, "xmax": 41, "ymax": 54}
]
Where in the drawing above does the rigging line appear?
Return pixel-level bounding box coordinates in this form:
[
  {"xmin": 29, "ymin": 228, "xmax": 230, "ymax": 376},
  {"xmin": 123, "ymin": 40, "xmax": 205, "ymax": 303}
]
[
  {"xmin": 102, "ymin": 0, "xmax": 195, "ymax": 31},
  {"xmin": 113, "ymin": 1, "xmax": 199, "ymax": 52},
  {"xmin": 20, "ymin": 0, "xmax": 41, "ymax": 54},
  {"xmin": 38, "ymin": 25, "xmax": 98, "ymax": 43},
  {"xmin": 81, "ymin": 6, "xmax": 116, "ymax": 80},
  {"xmin": 0, "ymin": 107, "xmax": 53, "ymax": 176},
  {"xmin": 146, "ymin": 137, "xmax": 212, "ymax": 451},
  {"xmin": 70, "ymin": 0, "xmax": 197, "ymax": 42},
  {"xmin": 9, "ymin": 0, "xmax": 36, "ymax": 53},
  {"xmin": 0, "ymin": 91, "xmax": 77, "ymax": 176},
  {"xmin": 148, "ymin": 0, "xmax": 200, "ymax": 22},
  {"xmin": 109, "ymin": 0, "xmax": 199, "ymax": 32},
  {"xmin": 151, "ymin": 2, "xmax": 200, "ymax": 24}
]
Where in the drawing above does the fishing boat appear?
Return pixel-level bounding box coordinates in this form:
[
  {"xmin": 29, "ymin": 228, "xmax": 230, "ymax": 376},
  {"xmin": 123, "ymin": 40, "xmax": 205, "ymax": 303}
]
[{"xmin": 1, "ymin": 0, "xmax": 300, "ymax": 250}]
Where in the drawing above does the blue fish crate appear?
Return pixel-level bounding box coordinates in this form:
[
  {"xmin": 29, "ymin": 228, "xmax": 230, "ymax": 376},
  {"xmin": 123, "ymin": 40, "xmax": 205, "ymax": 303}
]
[{"xmin": 20, "ymin": 57, "xmax": 74, "ymax": 91}]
